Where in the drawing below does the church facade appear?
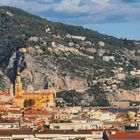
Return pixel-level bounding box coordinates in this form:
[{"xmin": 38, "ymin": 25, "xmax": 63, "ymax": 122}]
[{"xmin": 13, "ymin": 72, "xmax": 56, "ymax": 109}]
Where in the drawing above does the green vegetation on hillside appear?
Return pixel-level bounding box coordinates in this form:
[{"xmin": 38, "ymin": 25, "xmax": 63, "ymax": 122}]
[
  {"xmin": 0, "ymin": 6, "xmax": 136, "ymax": 68},
  {"xmin": 0, "ymin": 6, "xmax": 139, "ymax": 106}
]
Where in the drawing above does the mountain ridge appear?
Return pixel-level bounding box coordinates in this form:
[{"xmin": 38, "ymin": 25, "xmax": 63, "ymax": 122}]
[{"xmin": 0, "ymin": 6, "xmax": 140, "ymax": 107}]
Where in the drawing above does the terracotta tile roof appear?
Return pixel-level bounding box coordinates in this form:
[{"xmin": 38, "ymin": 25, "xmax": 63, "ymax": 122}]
[
  {"xmin": 0, "ymin": 119, "xmax": 17, "ymax": 123},
  {"xmin": 0, "ymin": 101, "xmax": 6, "ymax": 105},
  {"xmin": 23, "ymin": 116, "xmax": 36, "ymax": 120},
  {"xmin": 109, "ymin": 131, "xmax": 140, "ymax": 139},
  {"xmin": 0, "ymin": 130, "xmax": 12, "ymax": 136},
  {"xmin": 0, "ymin": 110, "xmax": 7, "ymax": 114},
  {"xmin": 99, "ymin": 110, "xmax": 109, "ymax": 113},
  {"xmin": 115, "ymin": 112, "xmax": 126, "ymax": 116},
  {"xmin": 36, "ymin": 129, "xmax": 93, "ymax": 135},
  {"xmin": 20, "ymin": 118, "xmax": 32, "ymax": 123},
  {"xmin": 0, "ymin": 129, "xmax": 93, "ymax": 136},
  {"xmin": 9, "ymin": 106, "xmax": 21, "ymax": 109},
  {"xmin": 9, "ymin": 110, "xmax": 22, "ymax": 114},
  {"xmin": 24, "ymin": 109, "xmax": 48, "ymax": 115},
  {"xmin": 0, "ymin": 92, "xmax": 10, "ymax": 96}
]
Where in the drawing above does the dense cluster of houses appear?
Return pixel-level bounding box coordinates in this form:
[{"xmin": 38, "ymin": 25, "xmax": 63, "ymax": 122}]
[
  {"xmin": 0, "ymin": 91, "xmax": 140, "ymax": 140},
  {"xmin": 0, "ymin": 70, "xmax": 140, "ymax": 139}
]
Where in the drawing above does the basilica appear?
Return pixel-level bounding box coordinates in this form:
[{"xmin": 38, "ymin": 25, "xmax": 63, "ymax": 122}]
[{"xmin": 13, "ymin": 72, "xmax": 56, "ymax": 109}]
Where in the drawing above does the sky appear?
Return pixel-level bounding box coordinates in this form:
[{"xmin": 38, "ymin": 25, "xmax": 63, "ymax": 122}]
[{"xmin": 0, "ymin": 0, "xmax": 140, "ymax": 40}]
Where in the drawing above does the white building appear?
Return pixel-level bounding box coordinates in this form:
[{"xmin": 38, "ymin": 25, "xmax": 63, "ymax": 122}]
[
  {"xmin": 89, "ymin": 110, "xmax": 116, "ymax": 122},
  {"xmin": 50, "ymin": 121, "xmax": 103, "ymax": 130},
  {"xmin": 0, "ymin": 120, "xmax": 19, "ymax": 129},
  {"xmin": 0, "ymin": 129, "xmax": 104, "ymax": 140},
  {"xmin": 103, "ymin": 56, "xmax": 115, "ymax": 62}
]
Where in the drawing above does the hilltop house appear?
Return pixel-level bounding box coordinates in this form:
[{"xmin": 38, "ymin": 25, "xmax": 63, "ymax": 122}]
[{"xmin": 89, "ymin": 110, "xmax": 116, "ymax": 122}]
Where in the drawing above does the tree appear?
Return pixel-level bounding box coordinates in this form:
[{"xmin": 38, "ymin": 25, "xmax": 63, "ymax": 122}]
[{"xmin": 24, "ymin": 99, "xmax": 35, "ymax": 108}]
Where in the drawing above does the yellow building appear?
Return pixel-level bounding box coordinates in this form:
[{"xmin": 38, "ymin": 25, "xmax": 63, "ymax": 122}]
[
  {"xmin": 88, "ymin": 109, "xmax": 116, "ymax": 121},
  {"xmin": 89, "ymin": 109, "xmax": 102, "ymax": 120},
  {"xmin": 54, "ymin": 111, "xmax": 72, "ymax": 121},
  {"xmin": 14, "ymin": 72, "xmax": 56, "ymax": 109},
  {"xmin": 127, "ymin": 111, "xmax": 136, "ymax": 119}
]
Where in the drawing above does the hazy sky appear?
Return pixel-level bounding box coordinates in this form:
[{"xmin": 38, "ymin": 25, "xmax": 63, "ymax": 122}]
[{"xmin": 0, "ymin": 0, "xmax": 140, "ymax": 40}]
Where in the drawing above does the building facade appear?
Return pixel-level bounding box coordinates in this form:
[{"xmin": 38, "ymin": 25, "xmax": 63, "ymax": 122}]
[{"xmin": 14, "ymin": 72, "xmax": 56, "ymax": 109}]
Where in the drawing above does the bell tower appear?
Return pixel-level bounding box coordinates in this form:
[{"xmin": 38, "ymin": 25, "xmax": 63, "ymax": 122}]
[{"xmin": 15, "ymin": 72, "xmax": 22, "ymax": 97}]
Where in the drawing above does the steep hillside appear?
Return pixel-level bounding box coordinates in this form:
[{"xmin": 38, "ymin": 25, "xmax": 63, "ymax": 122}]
[{"xmin": 0, "ymin": 6, "xmax": 140, "ymax": 107}]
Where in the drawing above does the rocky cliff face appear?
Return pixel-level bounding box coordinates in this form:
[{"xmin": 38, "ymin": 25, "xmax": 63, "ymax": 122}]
[
  {"xmin": 0, "ymin": 6, "xmax": 140, "ymax": 106},
  {"xmin": 117, "ymin": 88, "xmax": 140, "ymax": 101},
  {"xmin": 6, "ymin": 48, "xmax": 88, "ymax": 92}
]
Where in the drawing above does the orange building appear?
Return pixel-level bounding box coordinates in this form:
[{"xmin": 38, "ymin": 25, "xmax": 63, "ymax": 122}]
[{"xmin": 14, "ymin": 72, "xmax": 56, "ymax": 109}]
